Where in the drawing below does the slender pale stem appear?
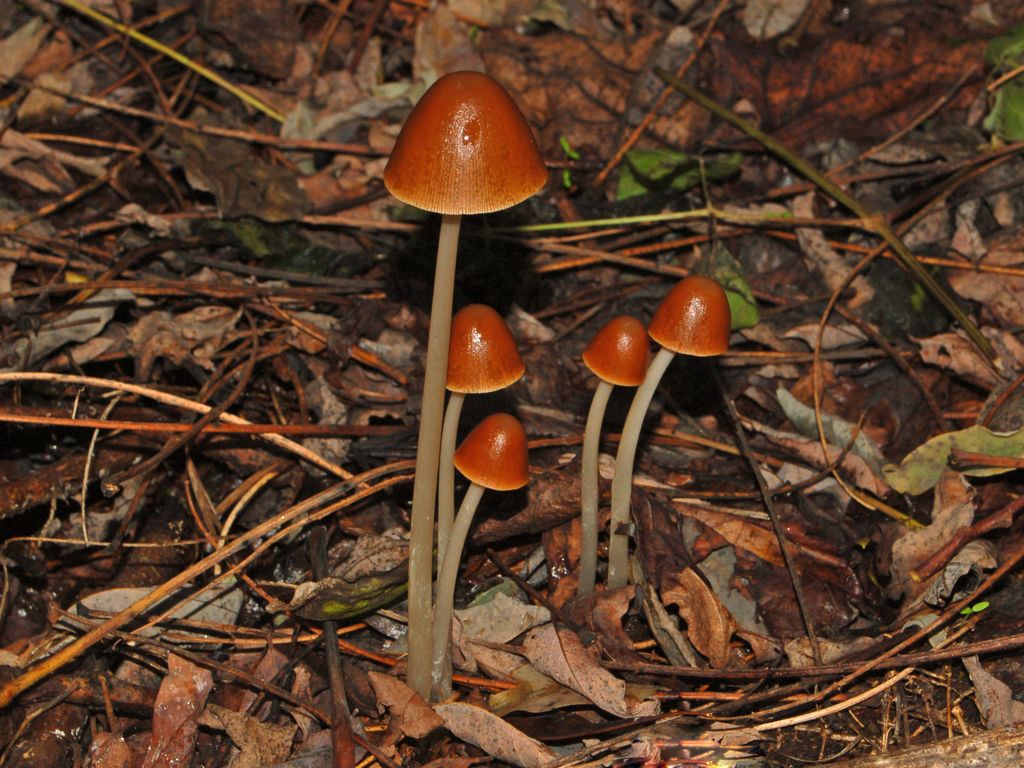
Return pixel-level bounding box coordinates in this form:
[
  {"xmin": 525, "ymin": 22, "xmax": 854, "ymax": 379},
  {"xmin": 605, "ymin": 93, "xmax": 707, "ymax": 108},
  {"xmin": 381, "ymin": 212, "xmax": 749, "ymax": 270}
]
[
  {"xmin": 578, "ymin": 380, "xmax": 613, "ymax": 595},
  {"xmin": 431, "ymin": 481, "xmax": 485, "ymax": 701},
  {"xmin": 406, "ymin": 213, "xmax": 462, "ymax": 698},
  {"xmin": 437, "ymin": 391, "xmax": 466, "ymax": 564},
  {"xmin": 606, "ymin": 347, "xmax": 675, "ymax": 588}
]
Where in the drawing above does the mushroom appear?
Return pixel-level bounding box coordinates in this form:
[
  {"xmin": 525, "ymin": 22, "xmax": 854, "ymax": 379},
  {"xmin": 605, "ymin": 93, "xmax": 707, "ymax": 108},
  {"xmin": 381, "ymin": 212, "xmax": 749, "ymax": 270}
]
[
  {"xmin": 383, "ymin": 71, "xmax": 546, "ymax": 696},
  {"xmin": 439, "ymin": 304, "xmax": 524, "ymax": 563},
  {"xmin": 578, "ymin": 316, "xmax": 650, "ymax": 596},
  {"xmin": 606, "ymin": 276, "xmax": 731, "ymax": 588},
  {"xmin": 431, "ymin": 412, "xmax": 529, "ymax": 699}
]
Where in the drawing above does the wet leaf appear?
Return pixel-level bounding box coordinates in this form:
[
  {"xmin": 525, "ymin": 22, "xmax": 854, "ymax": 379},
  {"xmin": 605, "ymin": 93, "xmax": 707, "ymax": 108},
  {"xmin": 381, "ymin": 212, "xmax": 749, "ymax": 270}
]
[{"xmin": 141, "ymin": 655, "xmax": 213, "ymax": 768}]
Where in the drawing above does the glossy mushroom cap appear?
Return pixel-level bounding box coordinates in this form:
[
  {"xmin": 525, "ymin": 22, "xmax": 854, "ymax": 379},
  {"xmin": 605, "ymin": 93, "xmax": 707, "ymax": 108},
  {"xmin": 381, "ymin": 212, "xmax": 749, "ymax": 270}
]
[
  {"xmin": 583, "ymin": 316, "xmax": 651, "ymax": 386},
  {"xmin": 383, "ymin": 71, "xmax": 547, "ymax": 215},
  {"xmin": 454, "ymin": 413, "xmax": 529, "ymax": 491},
  {"xmin": 648, "ymin": 276, "xmax": 731, "ymax": 356},
  {"xmin": 448, "ymin": 305, "xmax": 525, "ymax": 393}
]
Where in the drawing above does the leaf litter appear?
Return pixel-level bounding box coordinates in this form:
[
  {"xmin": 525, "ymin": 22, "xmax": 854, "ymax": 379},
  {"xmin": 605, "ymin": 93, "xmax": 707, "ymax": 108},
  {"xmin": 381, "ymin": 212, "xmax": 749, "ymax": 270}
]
[{"xmin": 3, "ymin": 1, "xmax": 1024, "ymax": 766}]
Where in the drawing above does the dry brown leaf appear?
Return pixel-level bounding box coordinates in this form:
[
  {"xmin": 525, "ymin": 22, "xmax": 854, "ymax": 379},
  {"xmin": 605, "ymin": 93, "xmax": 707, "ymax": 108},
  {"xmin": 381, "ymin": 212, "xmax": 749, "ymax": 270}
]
[
  {"xmin": 661, "ymin": 568, "xmax": 738, "ymax": 669},
  {"xmin": 522, "ymin": 623, "xmax": 660, "ymax": 718},
  {"xmin": 962, "ymin": 657, "xmax": 1024, "ymax": 729},
  {"xmin": 948, "ymin": 225, "xmax": 1024, "ymax": 326},
  {"xmin": 708, "ymin": 17, "xmax": 985, "ymax": 149},
  {"xmin": 0, "ymin": 18, "xmax": 48, "ymax": 80},
  {"xmin": 88, "ymin": 732, "xmax": 133, "ymax": 768},
  {"xmin": 916, "ymin": 329, "xmax": 1024, "ymax": 391},
  {"xmin": 562, "ymin": 585, "xmax": 638, "ymax": 660},
  {"xmin": 127, "ymin": 306, "xmax": 243, "ymax": 381},
  {"xmin": 199, "ymin": 703, "xmax": 296, "ymax": 768},
  {"xmin": 368, "ymin": 671, "xmax": 443, "ymax": 741},
  {"xmin": 889, "ymin": 470, "xmax": 975, "ymax": 600},
  {"xmin": 435, "ymin": 701, "xmax": 555, "ymax": 768},
  {"xmin": 488, "ymin": 663, "xmax": 590, "ymax": 716},
  {"xmin": 454, "ymin": 591, "xmax": 549, "ymax": 674},
  {"xmin": 793, "ymin": 193, "xmax": 874, "ymax": 306},
  {"xmin": 412, "ymin": 4, "xmax": 484, "ymax": 84},
  {"xmin": 140, "ymin": 654, "xmax": 213, "ymax": 768},
  {"xmin": 676, "ymin": 502, "xmax": 784, "ymax": 567}
]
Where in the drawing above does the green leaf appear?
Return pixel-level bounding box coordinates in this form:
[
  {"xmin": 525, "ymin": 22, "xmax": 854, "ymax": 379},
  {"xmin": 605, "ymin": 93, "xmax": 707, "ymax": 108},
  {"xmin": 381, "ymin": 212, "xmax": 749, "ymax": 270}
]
[
  {"xmin": 985, "ymin": 23, "xmax": 1024, "ymax": 68},
  {"xmin": 984, "ymin": 24, "xmax": 1024, "ymax": 141},
  {"xmin": 615, "ymin": 149, "xmax": 741, "ymax": 201},
  {"xmin": 883, "ymin": 425, "xmax": 1024, "ymax": 495},
  {"xmin": 983, "ymin": 80, "xmax": 1024, "ymax": 141},
  {"xmin": 706, "ymin": 242, "xmax": 759, "ymax": 329}
]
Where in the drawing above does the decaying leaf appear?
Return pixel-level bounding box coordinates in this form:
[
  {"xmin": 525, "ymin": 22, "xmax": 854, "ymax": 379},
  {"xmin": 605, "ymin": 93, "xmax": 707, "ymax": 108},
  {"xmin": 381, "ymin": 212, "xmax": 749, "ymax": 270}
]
[
  {"xmin": 676, "ymin": 501, "xmax": 783, "ymax": 567},
  {"xmin": 522, "ymin": 623, "xmax": 660, "ymax": 718},
  {"xmin": 140, "ymin": 654, "xmax": 213, "ymax": 768},
  {"xmin": 127, "ymin": 306, "xmax": 243, "ymax": 381},
  {"xmin": 435, "ymin": 701, "xmax": 555, "ymax": 768},
  {"xmin": 776, "ymin": 387, "xmax": 887, "ymax": 479},
  {"xmin": 0, "ymin": 288, "xmax": 132, "ymax": 371},
  {"xmin": 368, "ymin": 671, "xmax": 443, "ymax": 742},
  {"xmin": 915, "ymin": 329, "xmax": 1024, "ymax": 391},
  {"xmin": 454, "ymin": 591, "xmax": 549, "ymax": 673},
  {"xmin": 283, "ymin": 528, "xmax": 408, "ymax": 621},
  {"xmin": 962, "ymin": 656, "xmax": 1024, "ymax": 729},
  {"xmin": 488, "ymin": 663, "xmax": 590, "ymax": 716},
  {"xmin": 661, "ymin": 568, "xmax": 738, "ymax": 668},
  {"xmin": 561, "ymin": 585, "xmax": 639, "ymax": 660},
  {"xmin": 199, "ymin": 703, "xmax": 296, "ymax": 768},
  {"xmin": 889, "ymin": 471, "xmax": 975, "ymax": 599},
  {"xmin": 884, "ymin": 425, "xmax": 1024, "ymax": 494}
]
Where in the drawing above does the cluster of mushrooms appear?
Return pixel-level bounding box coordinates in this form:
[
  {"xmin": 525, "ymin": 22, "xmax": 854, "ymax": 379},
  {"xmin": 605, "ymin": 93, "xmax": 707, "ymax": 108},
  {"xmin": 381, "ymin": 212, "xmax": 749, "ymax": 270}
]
[{"xmin": 382, "ymin": 71, "xmax": 732, "ymax": 701}]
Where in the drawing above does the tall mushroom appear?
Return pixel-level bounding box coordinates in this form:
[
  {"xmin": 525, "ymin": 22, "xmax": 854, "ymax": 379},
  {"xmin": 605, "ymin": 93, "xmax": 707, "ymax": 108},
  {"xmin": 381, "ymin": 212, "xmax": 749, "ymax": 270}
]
[
  {"xmin": 578, "ymin": 316, "xmax": 650, "ymax": 595},
  {"xmin": 431, "ymin": 412, "xmax": 529, "ymax": 699},
  {"xmin": 606, "ymin": 276, "xmax": 731, "ymax": 588},
  {"xmin": 439, "ymin": 304, "xmax": 524, "ymax": 563},
  {"xmin": 383, "ymin": 71, "xmax": 546, "ymax": 697}
]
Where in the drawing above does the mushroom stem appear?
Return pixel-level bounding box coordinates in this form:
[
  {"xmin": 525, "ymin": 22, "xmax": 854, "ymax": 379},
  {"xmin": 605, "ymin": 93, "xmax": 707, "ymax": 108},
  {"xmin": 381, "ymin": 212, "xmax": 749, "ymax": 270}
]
[
  {"xmin": 578, "ymin": 379, "xmax": 613, "ymax": 595},
  {"xmin": 437, "ymin": 391, "xmax": 466, "ymax": 563},
  {"xmin": 606, "ymin": 346, "xmax": 675, "ymax": 589},
  {"xmin": 431, "ymin": 481, "xmax": 486, "ymax": 701},
  {"xmin": 407, "ymin": 212, "xmax": 462, "ymax": 698}
]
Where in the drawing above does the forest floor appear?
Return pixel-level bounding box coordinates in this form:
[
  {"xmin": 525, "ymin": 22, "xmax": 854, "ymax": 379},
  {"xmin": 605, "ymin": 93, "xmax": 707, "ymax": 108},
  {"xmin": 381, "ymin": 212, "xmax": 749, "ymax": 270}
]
[{"xmin": 3, "ymin": 1, "xmax": 1024, "ymax": 766}]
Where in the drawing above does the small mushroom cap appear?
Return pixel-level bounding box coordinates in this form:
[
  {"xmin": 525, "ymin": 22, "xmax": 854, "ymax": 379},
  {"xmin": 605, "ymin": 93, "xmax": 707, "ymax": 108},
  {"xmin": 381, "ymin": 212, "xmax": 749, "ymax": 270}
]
[
  {"xmin": 448, "ymin": 304, "xmax": 525, "ymax": 393},
  {"xmin": 582, "ymin": 316, "xmax": 650, "ymax": 386},
  {"xmin": 383, "ymin": 71, "xmax": 547, "ymax": 215},
  {"xmin": 648, "ymin": 276, "xmax": 731, "ymax": 356},
  {"xmin": 454, "ymin": 413, "xmax": 529, "ymax": 491}
]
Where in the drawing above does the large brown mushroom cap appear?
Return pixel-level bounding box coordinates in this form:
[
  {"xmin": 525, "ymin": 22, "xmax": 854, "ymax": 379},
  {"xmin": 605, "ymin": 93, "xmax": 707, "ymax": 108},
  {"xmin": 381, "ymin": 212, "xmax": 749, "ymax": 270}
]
[
  {"xmin": 447, "ymin": 304, "xmax": 524, "ymax": 393},
  {"xmin": 583, "ymin": 316, "xmax": 650, "ymax": 386},
  {"xmin": 454, "ymin": 413, "xmax": 529, "ymax": 491},
  {"xmin": 648, "ymin": 276, "xmax": 731, "ymax": 356},
  {"xmin": 383, "ymin": 71, "xmax": 547, "ymax": 215}
]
